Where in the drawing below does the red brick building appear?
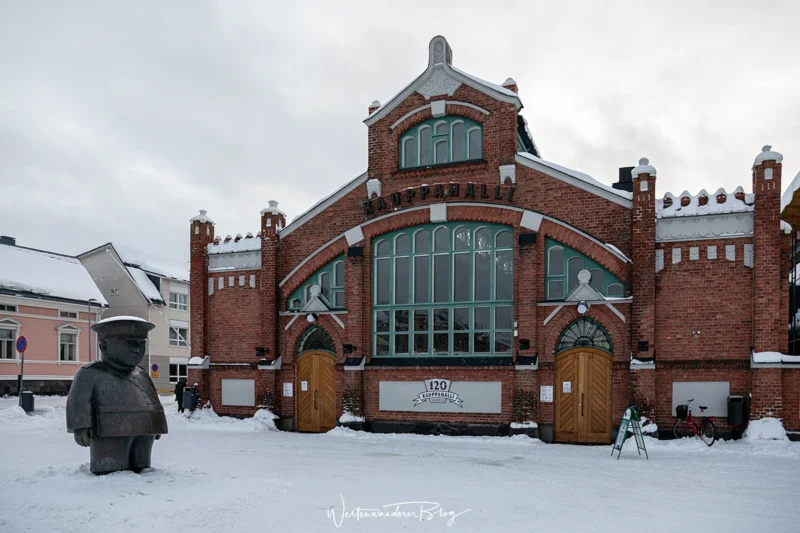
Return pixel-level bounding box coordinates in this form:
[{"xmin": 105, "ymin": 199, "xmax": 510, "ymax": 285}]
[{"xmin": 188, "ymin": 36, "xmax": 798, "ymax": 442}]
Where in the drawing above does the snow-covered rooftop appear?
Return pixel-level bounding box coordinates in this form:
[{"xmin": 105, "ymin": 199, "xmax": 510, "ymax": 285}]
[
  {"xmin": 516, "ymin": 152, "xmax": 633, "ymax": 201},
  {"xmin": 449, "ymin": 65, "xmax": 519, "ymax": 98},
  {"xmin": 655, "ymin": 187, "xmax": 754, "ymax": 219},
  {"xmin": 208, "ymin": 235, "xmax": 262, "ymax": 255},
  {"xmin": 126, "ymin": 266, "xmax": 165, "ymax": 304},
  {"xmin": 114, "ymin": 244, "xmax": 190, "ymax": 282},
  {"xmin": 0, "ymin": 244, "xmax": 107, "ymax": 305},
  {"xmin": 260, "ymin": 200, "xmax": 286, "ymax": 217},
  {"xmin": 631, "ymin": 157, "xmax": 657, "ymax": 178},
  {"xmin": 189, "ymin": 209, "xmax": 214, "ymax": 224},
  {"xmin": 781, "ymin": 170, "xmax": 800, "ymax": 214}
]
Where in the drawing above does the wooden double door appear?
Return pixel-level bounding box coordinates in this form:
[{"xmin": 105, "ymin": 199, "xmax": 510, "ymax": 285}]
[
  {"xmin": 554, "ymin": 349, "xmax": 612, "ymax": 443},
  {"xmin": 296, "ymin": 351, "xmax": 336, "ymax": 433}
]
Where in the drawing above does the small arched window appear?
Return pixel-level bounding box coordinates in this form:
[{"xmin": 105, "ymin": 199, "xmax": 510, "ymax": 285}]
[
  {"xmin": 297, "ymin": 326, "xmax": 336, "ymax": 355},
  {"xmin": 376, "ymin": 240, "xmax": 390, "ymax": 257},
  {"xmin": 398, "ymin": 117, "xmax": 482, "ymax": 169},
  {"xmin": 395, "ymin": 234, "xmax": 410, "ymax": 255},
  {"xmin": 290, "ymin": 298, "xmax": 301, "ymax": 310},
  {"xmin": 414, "ymin": 229, "xmax": 430, "ymax": 253},
  {"xmin": 606, "ymin": 283, "xmax": 624, "ymax": 298},
  {"xmin": 556, "ymin": 317, "xmax": 612, "ymax": 353},
  {"xmin": 319, "ymin": 272, "xmax": 330, "ymax": 301}
]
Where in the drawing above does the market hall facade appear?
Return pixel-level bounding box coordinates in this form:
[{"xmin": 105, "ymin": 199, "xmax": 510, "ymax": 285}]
[{"xmin": 187, "ymin": 36, "xmax": 798, "ymax": 442}]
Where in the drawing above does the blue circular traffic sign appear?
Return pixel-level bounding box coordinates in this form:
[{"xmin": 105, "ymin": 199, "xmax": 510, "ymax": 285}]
[
  {"xmin": 16, "ymin": 336, "xmax": 27, "ymax": 354},
  {"xmin": 152, "ymin": 364, "xmax": 159, "ymax": 372}
]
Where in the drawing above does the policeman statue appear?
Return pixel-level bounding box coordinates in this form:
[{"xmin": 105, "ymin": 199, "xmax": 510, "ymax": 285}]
[{"xmin": 66, "ymin": 317, "xmax": 168, "ymax": 474}]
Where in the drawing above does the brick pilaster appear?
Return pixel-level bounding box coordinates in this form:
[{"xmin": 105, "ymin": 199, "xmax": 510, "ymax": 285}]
[
  {"xmin": 752, "ymin": 146, "xmax": 783, "ymax": 352},
  {"xmin": 631, "ymin": 158, "xmax": 656, "ymax": 359},
  {"xmin": 260, "ymin": 202, "xmax": 285, "ymax": 362},
  {"xmin": 189, "ymin": 210, "xmax": 214, "ymax": 360}
]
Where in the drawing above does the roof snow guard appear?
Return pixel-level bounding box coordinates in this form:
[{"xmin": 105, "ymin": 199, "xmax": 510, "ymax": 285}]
[{"xmin": 364, "ymin": 36, "xmax": 522, "ymax": 126}]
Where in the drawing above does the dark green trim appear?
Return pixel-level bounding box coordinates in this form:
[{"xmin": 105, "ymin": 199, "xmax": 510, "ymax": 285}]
[
  {"xmin": 545, "ymin": 238, "xmax": 625, "ymax": 300},
  {"xmin": 399, "ymin": 116, "xmax": 482, "ymax": 169},
  {"xmin": 287, "ymin": 254, "xmax": 345, "ymax": 311},
  {"xmin": 372, "ymin": 222, "xmax": 513, "ymax": 358}
]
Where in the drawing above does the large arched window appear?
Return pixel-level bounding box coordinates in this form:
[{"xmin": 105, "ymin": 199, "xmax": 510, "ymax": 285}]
[
  {"xmin": 287, "ymin": 255, "xmax": 345, "ymax": 310},
  {"xmin": 373, "ymin": 222, "xmax": 513, "ymax": 357},
  {"xmin": 556, "ymin": 317, "xmax": 612, "ymax": 354},
  {"xmin": 297, "ymin": 326, "xmax": 336, "ymax": 354},
  {"xmin": 545, "ymin": 238, "xmax": 626, "ymax": 300},
  {"xmin": 399, "ymin": 116, "xmax": 483, "ymax": 169}
]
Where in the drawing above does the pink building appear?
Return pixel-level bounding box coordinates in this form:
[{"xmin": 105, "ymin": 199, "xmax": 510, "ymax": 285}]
[{"xmin": 0, "ymin": 236, "xmax": 107, "ymax": 394}]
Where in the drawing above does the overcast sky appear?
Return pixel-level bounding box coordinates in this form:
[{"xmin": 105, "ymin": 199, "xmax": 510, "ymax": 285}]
[{"xmin": 2, "ymin": 1, "xmax": 798, "ymax": 267}]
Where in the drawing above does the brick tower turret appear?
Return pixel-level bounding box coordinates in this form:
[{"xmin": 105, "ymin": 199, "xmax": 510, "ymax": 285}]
[{"xmin": 260, "ymin": 201, "xmax": 285, "ymax": 361}]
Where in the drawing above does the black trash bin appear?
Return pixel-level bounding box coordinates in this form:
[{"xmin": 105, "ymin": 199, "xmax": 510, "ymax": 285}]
[
  {"xmin": 183, "ymin": 387, "xmax": 197, "ymax": 411},
  {"xmin": 727, "ymin": 395, "xmax": 745, "ymax": 425},
  {"xmin": 20, "ymin": 391, "xmax": 34, "ymax": 413}
]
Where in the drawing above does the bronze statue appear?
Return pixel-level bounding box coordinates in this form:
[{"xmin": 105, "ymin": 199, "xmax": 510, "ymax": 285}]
[{"xmin": 66, "ymin": 317, "xmax": 168, "ymax": 474}]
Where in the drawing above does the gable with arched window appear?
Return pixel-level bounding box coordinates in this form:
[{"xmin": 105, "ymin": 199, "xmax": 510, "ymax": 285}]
[
  {"xmin": 372, "ymin": 222, "xmax": 513, "ymax": 357},
  {"xmin": 399, "ymin": 116, "xmax": 483, "ymax": 169},
  {"xmin": 545, "ymin": 238, "xmax": 625, "ymax": 300},
  {"xmin": 287, "ymin": 255, "xmax": 345, "ymax": 311}
]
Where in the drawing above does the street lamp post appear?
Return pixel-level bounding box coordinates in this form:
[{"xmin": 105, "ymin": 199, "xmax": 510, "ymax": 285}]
[{"xmin": 87, "ymin": 298, "xmax": 98, "ymax": 361}]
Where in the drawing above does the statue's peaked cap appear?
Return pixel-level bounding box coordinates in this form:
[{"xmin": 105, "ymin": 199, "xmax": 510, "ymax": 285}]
[{"xmin": 91, "ymin": 318, "xmax": 155, "ymax": 338}]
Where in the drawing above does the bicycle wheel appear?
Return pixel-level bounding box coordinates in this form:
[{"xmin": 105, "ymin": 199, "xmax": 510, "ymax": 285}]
[
  {"xmin": 700, "ymin": 419, "xmax": 716, "ymax": 446},
  {"xmin": 673, "ymin": 420, "xmax": 687, "ymax": 439}
]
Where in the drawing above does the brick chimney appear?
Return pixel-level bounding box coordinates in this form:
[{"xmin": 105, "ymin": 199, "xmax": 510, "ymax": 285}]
[
  {"xmin": 502, "ymin": 77, "xmax": 518, "ymax": 94},
  {"xmin": 368, "ymin": 100, "xmax": 381, "ymax": 115},
  {"xmin": 260, "ymin": 201, "xmax": 286, "ymax": 361}
]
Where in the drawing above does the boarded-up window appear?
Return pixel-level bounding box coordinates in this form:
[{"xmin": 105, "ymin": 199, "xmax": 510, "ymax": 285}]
[{"xmin": 221, "ymin": 379, "xmax": 255, "ymax": 406}]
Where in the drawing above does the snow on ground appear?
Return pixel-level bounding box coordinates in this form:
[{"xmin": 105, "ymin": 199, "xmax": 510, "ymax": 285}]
[
  {"xmin": 1, "ymin": 396, "xmax": 799, "ymax": 533},
  {"xmin": 743, "ymin": 417, "xmax": 788, "ymax": 441}
]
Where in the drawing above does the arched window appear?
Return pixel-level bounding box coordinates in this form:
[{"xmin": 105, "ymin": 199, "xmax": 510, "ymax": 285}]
[
  {"xmin": 373, "ymin": 222, "xmax": 513, "ymax": 357},
  {"xmin": 556, "ymin": 317, "xmax": 612, "ymax": 353},
  {"xmin": 402, "ymin": 137, "xmax": 416, "ymax": 168},
  {"xmin": 297, "ymin": 326, "xmax": 336, "ymax": 354},
  {"xmin": 545, "ymin": 238, "xmax": 625, "ymax": 300},
  {"xmin": 288, "ymin": 255, "xmax": 346, "ymax": 310},
  {"xmin": 398, "ymin": 116, "xmax": 483, "ymax": 169}
]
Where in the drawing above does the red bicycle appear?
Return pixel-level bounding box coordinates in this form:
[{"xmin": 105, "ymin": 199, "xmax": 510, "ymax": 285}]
[{"xmin": 673, "ymin": 399, "xmax": 717, "ymax": 446}]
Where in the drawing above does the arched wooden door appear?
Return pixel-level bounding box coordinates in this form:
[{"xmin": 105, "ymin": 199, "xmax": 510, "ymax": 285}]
[
  {"xmin": 554, "ymin": 348, "xmax": 612, "ymax": 443},
  {"xmin": 296, "ymin": 351, "xmax": 336, "ymax": 433}
]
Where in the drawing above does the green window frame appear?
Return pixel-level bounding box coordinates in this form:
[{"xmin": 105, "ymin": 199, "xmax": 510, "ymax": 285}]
[
  {"xmin": 399, "ymin": 116, "xmax": 483, "ymax": 169},
  {"xmin": 372, "ymin": 222, "xmax": 513, "ymax": 357},
  {"xmin": 545, "ymin": 238, "xmax": 625, "ymax": 300},
  {"xmin": 287, "ymin": 255, "xmax": 345, "ymax": 310}
]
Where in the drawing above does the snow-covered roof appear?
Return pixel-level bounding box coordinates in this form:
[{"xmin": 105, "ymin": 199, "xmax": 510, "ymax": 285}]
[
  {"xmin": 364, "ymin": 36, "xmax": 521, "ymax": 126},
  {"xmin": 126, "ymin": 266, "xmax": 164, "ymax": 304},
  {"xmin": 0, "ymin": 244, "xmax": 108, "ymax": 305},
  {"xmin": 208, "ymin": 235, "xmax": 262, "ymax": 255},
  {"xmin": 781, "ymin": 170, "xmax": 800, "ymax": 214},
  {"xmin": 515, "ymin": 152, "xmax": 633, "ymax": 205},
  {"xmin": 752, "ymin": 351, "xmax": 800, "ymax": 364},
  {"xmin": 449, "ymin": 65, "xmax": 519, "ymax": 98},
  {"xmin": 655, "ymin": 187, "xmax": 754, "ymax": 219},
  {"xmin": 113, "ymin": 244, "xmax": 189, "ymax": 282},
  {"xmin": 753, "ymin": 145, "xmax": 783, "ymax": 168}
]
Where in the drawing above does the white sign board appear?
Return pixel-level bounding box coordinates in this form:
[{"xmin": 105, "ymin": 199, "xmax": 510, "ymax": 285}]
[
  {"xmin": 301, "ymin": 380, "xmax": 308, "ymax": 391},
  {"xmin": 283, "ymin": 382, "xmax": 293, "ymax": 397},
  {"xmin": 540, "ymin": 386, "xmax": 553, "ymax": 403},
  {"xmin": 379, "ymin": 380, "xmax": 502, "ymax": 413},
  {"xmin": 562, "ymin": 381, "xmax": 572, "ymax": 393}
]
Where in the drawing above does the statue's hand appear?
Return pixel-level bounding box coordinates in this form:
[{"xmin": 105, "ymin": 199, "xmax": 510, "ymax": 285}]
[
  {"xmin": 73, "ymin": 428, "xmax": 91, "ymax": 447},
  {"xmin": 155, "ymin": 434, "xmax": 161, "ymax": 440}
]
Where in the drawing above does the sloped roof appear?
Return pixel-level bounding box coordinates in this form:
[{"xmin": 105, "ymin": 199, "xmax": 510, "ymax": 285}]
[{"xmin": 0, "ymin": 243, "xmax": 108, "ymax": 305}]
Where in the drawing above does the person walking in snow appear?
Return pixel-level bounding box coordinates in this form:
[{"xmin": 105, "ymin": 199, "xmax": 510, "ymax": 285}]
[{"xmin": 174, "ymin": 378, "xmax": 186, "ymax": 413}]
